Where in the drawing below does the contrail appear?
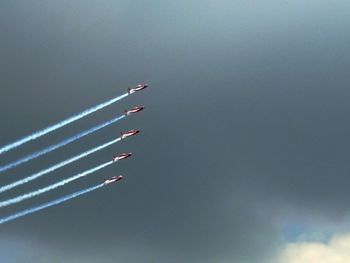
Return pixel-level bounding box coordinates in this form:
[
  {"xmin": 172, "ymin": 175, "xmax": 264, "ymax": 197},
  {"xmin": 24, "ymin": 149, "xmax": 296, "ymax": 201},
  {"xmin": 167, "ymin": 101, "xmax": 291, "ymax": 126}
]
[
  {"xmin": 0, "ymin": 137, "xmax": 122, "ymax": 193},
  {"xmin": 0, "ymin": 114, "xmax": 125, "ymax": 173},
  {"xmin": 0, "ymin": 92, "xmax": 129, "ymax": 155},
  {"xmin": 0, "ymin": 183, "xmax": 105, "ymax": 225},
  {"xmin": 0, "ymin": 160, "xmax": 114, "ymax": 208}
]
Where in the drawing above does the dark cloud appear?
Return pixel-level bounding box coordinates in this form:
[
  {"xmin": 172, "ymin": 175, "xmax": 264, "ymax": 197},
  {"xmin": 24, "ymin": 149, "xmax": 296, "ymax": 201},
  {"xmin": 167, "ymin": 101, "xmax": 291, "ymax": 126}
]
[{"xmin": 0, "ymin": 1, "xmax": 349, "ymax": 262}]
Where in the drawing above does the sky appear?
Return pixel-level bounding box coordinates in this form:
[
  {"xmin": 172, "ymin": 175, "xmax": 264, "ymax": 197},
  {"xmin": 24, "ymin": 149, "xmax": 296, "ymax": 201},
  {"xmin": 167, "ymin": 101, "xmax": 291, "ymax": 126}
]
[{"xmin": 0, "ymin": 1, "xmax": 350, "ymax": 262}]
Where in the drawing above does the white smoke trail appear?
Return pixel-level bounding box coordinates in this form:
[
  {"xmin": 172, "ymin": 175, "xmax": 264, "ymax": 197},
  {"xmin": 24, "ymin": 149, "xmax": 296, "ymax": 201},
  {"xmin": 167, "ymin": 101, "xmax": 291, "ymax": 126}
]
[
  {"xmin": 0, "ymin": 183, "xmax": 105, "ymax": 225},
  {"xmin": 0, "ymin": 161, "xmax": 114, "ymax": 208},
  {"xmin": 0, "ymin": 92, "xmax": 129, "ymax": 155},
  {"xmin": 0, "ymin": 114, "xmax": 125, "ymax": 173},
  {"xmin": 0, "ymin": 138, "xmax": 121, "ymax": 193}
]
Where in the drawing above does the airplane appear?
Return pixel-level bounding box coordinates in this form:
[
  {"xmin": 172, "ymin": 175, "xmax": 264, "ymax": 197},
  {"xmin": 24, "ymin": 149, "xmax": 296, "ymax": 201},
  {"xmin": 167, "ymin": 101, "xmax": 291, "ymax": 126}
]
[
  {"xmin": 113, "ymin": 152, "xmax": 132, "ymax": 162},
  {"xmin": 128, "ymin": 84, "xmax": 148, "ymax": 94},
  {"xmin": 120, "ymin": 129, "xmax": 140, "ymax": 140},
  {"xmin": 104, "ymin": 175, "xmax": 123, "ymax": 185},
  {"xmin": 125, "ymin": 106, "xmax": 144, "ymax": 116}
]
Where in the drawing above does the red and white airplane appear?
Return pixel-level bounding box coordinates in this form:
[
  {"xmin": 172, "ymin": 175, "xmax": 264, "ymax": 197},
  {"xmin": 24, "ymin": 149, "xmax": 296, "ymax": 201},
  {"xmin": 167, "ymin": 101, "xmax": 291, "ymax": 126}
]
[
  {"xmin": 104, "ymin": 175, "xmax": 123, "ymax": 185},
  {"xmin": 113, "ymin": 152, "xmax": 132, "ymax": 162},
  {"xmin": 125, "ymin": 106, "xmax": 144, "ymax": 116},
  {"xmin": 120, "ymin": 129, "xmax": 140, "ymax": 140},
  {"xmin": 128, "ymin": 84, "xmax": 148, "ymax": 94}
]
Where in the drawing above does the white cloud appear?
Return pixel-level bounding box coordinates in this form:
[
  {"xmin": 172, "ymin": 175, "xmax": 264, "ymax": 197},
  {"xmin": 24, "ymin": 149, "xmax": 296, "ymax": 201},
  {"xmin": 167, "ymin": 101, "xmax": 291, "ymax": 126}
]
[{"xmin": 277, "ymin": 233, "xmax": 350, "ymax": 263}]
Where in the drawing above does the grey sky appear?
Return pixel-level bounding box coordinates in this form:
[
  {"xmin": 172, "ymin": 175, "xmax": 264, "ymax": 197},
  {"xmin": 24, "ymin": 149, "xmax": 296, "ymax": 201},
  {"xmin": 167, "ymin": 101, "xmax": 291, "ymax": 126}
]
[{"xmin": 0, "ymin": 1, "xmax": 349, "ymax": 262}]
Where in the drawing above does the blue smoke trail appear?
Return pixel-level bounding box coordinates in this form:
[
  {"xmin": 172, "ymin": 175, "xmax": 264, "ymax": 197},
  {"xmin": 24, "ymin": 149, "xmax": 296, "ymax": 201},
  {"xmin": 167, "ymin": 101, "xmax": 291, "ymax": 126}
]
[
  {"xmin": 0, "ymin": 92, "xmax": 129, "ymax": 156},
  {"xmin": 0, "ymin": 183, "xmax": 105, "ymax": 225},
  {"xmin": 0, "ymin": 160, "xmax": 114, "ymax": 208},
  {"xmin": 0, "ymin": 114, "xmax": 125, "ymax": 173},
  {"xmin": 0, "ymin": 138, "xmax": 121, "ymax": 193}
]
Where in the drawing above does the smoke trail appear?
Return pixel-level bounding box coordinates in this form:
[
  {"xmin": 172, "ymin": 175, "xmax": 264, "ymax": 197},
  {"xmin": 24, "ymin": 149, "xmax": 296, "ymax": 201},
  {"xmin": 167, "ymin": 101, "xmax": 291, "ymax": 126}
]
[
  {"xmin": 0, "ymin": 183, "xmax": 105, "ymax": 225},
  {"xmin": 0, "ymin": 138, "xmax": 121, "ymax": 193},
  {"xmin": 0, "ymin": 161, "xmax": 114, "ymax": 208},
  {"xmin": 0, "ymin": 114, "xmax": 125, "ymax": 173},
  {"xmin": 0, "ymin": 92, "xmax": 129, "ymax": 155}
]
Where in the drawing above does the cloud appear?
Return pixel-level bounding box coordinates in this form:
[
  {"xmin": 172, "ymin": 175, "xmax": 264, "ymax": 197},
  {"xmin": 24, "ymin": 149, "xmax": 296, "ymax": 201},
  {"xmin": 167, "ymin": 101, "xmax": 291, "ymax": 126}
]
[{"xmin": 277, "ymin": 233, "xmax": 350, "ymax": 263}]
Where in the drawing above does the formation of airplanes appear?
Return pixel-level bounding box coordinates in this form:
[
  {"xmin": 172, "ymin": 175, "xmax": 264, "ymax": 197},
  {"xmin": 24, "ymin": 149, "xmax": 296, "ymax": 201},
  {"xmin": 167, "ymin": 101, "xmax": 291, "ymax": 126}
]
[
  {"xmin": 107, "ymin": 84, "xmax": 147, "ymax": 185},
  {"xmin": 0, "ymin": 83, "xmax": 149, "ymax": 225}
]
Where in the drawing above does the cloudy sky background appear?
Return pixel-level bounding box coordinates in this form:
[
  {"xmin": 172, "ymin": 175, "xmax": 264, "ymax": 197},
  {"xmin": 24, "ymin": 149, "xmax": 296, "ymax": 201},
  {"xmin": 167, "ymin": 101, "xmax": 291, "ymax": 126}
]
[{"xmin": 0, "ymin": 1, "xmax": 349, "ymax": 262}]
